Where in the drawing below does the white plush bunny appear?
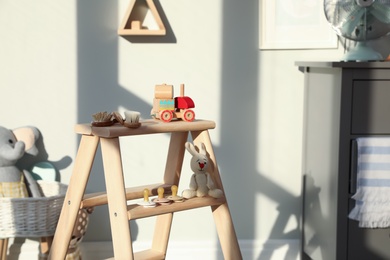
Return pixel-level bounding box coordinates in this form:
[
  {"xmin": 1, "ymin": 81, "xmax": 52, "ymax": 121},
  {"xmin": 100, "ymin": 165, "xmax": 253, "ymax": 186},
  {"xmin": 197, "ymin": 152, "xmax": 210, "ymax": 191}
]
[{"xmin": 182, "ymin": 142, "xmax": 223, "ymax": 199}]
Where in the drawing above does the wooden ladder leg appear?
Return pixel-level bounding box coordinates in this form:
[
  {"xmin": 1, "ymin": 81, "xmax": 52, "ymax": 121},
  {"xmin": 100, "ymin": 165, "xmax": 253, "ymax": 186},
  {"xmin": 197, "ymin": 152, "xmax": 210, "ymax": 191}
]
[
  {"xmin": 151, "ymin": 213, "xmax": 174, "ymax": 256},
  {"xmin": 39, "ymin": 236, "xmax": 53, "ymax": 259},
  {"xmin": 49, "ymin": 135, "xmax": 100, "ymax": 260},
  {"xmin": 100, "ymin": 137, "xmax": 133, "ymax": 259},
  {"xmin": 0, "ymin": 239, "xmax": 8, "ymax": 260},
  {"xmin": 211, "ymin": 203, "xmax": 242, "ymax": 260},
  {"xmin": 151, "ymin": 132, "xmax": 188, "ymax": 256},
  {"xmin": 162, "ymin": 131, "xmax": 188, "ymax": 186},
  {"xmin": 191, "ymin": 130, "xmax": 243, "ymax": 260}
]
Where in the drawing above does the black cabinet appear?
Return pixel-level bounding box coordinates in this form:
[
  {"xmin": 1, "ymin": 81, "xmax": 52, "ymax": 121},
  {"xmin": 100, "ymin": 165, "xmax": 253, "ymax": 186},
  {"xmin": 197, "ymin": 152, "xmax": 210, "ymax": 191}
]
[{"xmin": 297, "ymin": 62, "xmax": 390, "ymax": 260}]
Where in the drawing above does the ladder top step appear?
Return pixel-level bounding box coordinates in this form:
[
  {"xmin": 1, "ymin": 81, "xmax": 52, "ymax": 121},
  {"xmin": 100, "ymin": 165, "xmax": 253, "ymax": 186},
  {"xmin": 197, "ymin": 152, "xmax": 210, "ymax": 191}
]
[{"xmin": 75, "ymin": 119, "xmax": 216, "ymax": 138}]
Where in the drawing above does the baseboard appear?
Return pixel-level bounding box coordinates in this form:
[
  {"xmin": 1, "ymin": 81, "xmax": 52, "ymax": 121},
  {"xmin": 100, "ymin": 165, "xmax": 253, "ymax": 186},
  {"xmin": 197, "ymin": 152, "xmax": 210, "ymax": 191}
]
[{"xmin": 5, "ymin": 238, "xmax": 301, "ymax": 260}]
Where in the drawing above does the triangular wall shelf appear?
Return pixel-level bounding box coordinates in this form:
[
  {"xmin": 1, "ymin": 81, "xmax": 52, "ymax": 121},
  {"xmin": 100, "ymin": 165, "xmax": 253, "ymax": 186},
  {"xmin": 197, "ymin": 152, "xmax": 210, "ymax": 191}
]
[{"xmin": 118, "ymin": 0, "xmax": 166, "ymax": 36}]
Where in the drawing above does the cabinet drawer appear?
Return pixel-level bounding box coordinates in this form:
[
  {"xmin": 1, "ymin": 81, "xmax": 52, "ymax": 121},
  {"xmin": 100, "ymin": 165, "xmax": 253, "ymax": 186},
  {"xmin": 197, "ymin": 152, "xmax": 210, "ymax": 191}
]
[
  {"xmin": 351, "ymin": 80, "xmax": 390, "ymax": 134},
  {"xmin": 348, "ymin": 218, "xmax": 390, "ymax": 259}
]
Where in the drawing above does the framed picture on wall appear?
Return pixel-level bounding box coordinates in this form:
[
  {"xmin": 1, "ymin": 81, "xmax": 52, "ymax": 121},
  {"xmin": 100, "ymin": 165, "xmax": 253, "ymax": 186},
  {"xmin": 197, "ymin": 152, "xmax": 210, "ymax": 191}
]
[{"xmin": 260, "ymin": 0, "xmax": 338, "ymax": 50}]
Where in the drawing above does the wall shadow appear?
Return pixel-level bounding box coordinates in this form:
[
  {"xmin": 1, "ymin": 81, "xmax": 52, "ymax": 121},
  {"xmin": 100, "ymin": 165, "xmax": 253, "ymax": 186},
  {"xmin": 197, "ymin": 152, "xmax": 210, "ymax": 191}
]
[
  {"xmin": 76, "ymin": 0, "xmax": 146, "ymax": 242},
  {"xmin": 220, "ymin": 1, "xmax": 301, "ymax": 259}
]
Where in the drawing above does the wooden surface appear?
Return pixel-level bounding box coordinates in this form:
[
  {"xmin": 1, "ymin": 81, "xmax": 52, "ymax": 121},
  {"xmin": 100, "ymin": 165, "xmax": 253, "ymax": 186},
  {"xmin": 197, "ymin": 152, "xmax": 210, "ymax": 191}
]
[
  {"xmin": 0, "ymin": 239, "xmax": 7, "ymax": 260},
  {"xmin": 101, "ymin": 137, "xmax": 133, "ymax": 259},
  {"xmin": 190, "ymin": 129, "xmax": 242, "ymax": 259},
  {"xmin": 118, "ymin": 28, "xmax": 165, "ymax": 36},
  {"xmin": 75, "ymin": 119, "xmax": 216, "ymax": 138},
  {"xmin": 127, "ymin": 196, "xmax": 226, "ymax": 220},
  {"xmin": 39, "ymin": 236, "xmax": 53, "ymax": 259}
]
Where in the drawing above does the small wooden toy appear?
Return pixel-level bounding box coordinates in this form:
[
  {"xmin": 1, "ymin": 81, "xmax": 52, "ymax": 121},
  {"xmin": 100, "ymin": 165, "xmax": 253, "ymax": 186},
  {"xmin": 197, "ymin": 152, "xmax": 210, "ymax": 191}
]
[
  {"xmin": 137, "ymin": 188, "xmax": 156, "ymax": 208},
  {"xmin": 151, "ymin": 83, "xmax": 195, "ymax": 122},
  {"xmin": 152, "ymin": 187, "xmax": 172, "ymax": 206},
  {"xmin": 167, "ymin": 185, "xmax": 184, "ymax": 202}
]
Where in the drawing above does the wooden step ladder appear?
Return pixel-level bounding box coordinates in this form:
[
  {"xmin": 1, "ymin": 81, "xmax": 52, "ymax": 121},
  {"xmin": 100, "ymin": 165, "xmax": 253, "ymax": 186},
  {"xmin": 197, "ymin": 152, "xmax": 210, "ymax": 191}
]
[{"xmin": 48, "ymin": 119, "xmax": 242, "ymax": 260}]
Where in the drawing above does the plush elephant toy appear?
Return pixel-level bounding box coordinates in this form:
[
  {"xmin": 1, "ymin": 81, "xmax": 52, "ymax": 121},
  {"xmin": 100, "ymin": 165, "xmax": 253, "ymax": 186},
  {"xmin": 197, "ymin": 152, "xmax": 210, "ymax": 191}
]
[
  {"xmin": 0, "ymin": 126, "xmax": 88, "ymax": 259},
  {"xmin": 0, "ymin": 126, "xmax": 41, "ymax": 198}
]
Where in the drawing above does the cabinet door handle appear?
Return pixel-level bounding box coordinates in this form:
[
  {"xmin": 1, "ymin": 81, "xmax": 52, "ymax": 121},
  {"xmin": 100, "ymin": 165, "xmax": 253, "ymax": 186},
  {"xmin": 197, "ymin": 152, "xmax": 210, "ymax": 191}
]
[{"xmin": 350, "ymin": 140, "xmax": 358, "ymax": 194}]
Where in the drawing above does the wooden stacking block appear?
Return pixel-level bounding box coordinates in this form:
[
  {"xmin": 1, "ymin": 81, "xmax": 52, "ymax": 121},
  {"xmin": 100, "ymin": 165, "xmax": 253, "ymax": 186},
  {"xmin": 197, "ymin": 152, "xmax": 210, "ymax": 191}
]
[{"xmin": 155, "ymin": 84, "xmax": 173, "ymax": 99}]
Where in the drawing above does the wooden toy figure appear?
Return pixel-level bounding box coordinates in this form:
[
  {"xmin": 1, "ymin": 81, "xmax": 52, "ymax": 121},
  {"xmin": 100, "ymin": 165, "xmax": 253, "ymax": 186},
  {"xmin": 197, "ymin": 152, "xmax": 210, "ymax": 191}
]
[{"xmin": 151, "ymin": 84, "xmax": 195, "ymax": 122}]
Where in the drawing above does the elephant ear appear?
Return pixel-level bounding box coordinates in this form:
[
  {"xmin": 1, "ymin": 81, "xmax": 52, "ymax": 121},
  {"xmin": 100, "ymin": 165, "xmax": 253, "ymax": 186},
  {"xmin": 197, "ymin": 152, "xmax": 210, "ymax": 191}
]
[{"xmin": 13, "ymin": 126, "xmax": 40, "ymax": 156}]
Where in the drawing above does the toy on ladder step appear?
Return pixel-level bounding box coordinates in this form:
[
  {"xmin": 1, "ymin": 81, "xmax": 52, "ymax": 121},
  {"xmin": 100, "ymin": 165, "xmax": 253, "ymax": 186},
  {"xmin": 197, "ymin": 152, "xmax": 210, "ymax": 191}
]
[
  {"xmin": 182, "ymin": 142, "xmax": 223, "ymax": 199},
  {"xmin": 151, "ymin": 83, "xmax": 195, "ymax": 122},
  {"xmin": 167, "ymin": 185, "xmax": 184, "ymax": 202},
  {"xmin": 113, "ymin": 111, "xmax": 141, "ymax": 128},
  {"xmin": 152, "ymin": 187, "xmax": 172, "ymax": 206},
  {"xmin": 137, "ymin": 188, "xmax": 156, "ymax": 208}
]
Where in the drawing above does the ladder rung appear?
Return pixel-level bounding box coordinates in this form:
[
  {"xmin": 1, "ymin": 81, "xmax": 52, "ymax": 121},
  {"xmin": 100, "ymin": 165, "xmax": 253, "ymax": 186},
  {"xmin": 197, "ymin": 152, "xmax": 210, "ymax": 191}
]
[
  {"xmin": 134, "ymin": 249, "xmax": 165, "ymax": 260},
  {"xmin": 103, "ymin": 249, "xmax": 164, "ymax": 260},
  {"xmin": 127, "ymin": 196, "xmax": 226, "ymax": 220},
  {"xmin": 81, "ymin": 183, "xmax": 173, "ymax": 208}
]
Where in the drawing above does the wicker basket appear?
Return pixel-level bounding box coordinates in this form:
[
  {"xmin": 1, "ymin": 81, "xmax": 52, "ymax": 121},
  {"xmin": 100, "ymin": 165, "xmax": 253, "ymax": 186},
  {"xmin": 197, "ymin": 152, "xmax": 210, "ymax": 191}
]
[{"xmin": 0, "ymin": 181, "xmax": 67, "ymax": 238}]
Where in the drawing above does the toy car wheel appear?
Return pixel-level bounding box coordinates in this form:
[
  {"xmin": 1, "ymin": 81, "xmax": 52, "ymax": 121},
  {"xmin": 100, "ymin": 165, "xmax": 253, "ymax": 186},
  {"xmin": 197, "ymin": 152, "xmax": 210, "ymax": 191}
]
[
  {"xmin": 183, "ymin": 109, "xmax": 195, "ymax": 122},
  {"xmin": 160, "ymin": 110, "xmax": 173, "ymax": 122}
]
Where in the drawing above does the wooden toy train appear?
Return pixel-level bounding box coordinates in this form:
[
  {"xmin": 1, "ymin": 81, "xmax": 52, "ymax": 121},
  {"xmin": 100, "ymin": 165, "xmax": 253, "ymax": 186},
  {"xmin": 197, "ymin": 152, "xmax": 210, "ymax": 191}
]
[{"xmin": 151, "ymin": 83, "xmax": 195, "ymax": 122}]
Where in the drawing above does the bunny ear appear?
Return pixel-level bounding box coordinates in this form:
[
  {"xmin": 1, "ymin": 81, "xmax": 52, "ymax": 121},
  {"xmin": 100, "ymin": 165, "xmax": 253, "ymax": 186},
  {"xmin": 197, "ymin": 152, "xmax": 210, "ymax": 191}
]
[
  {"xmin": 185, "ymin": 142, "xmax": 198, "ymax": 156},
  {"xmin": 198, "ymin": 143, "xmax": 207, "ymax": 155},
  {"xmin": 199, "ymin": 143, "xmax": 207, "ymax": 156}
]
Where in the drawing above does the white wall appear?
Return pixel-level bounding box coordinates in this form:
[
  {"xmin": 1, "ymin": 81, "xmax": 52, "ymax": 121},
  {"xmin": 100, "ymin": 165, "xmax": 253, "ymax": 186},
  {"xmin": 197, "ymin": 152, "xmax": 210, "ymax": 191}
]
[{"xmin": 2, "ymin": 1, "xmax": 388, "ymax": 259}]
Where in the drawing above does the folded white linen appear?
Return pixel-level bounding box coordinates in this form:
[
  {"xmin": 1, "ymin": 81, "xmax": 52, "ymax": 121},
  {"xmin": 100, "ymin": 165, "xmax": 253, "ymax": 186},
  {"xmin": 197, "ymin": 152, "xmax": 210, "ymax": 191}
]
[{"xmin": 349, "ymin": 137, "xmax": 390, "ymax": 228}]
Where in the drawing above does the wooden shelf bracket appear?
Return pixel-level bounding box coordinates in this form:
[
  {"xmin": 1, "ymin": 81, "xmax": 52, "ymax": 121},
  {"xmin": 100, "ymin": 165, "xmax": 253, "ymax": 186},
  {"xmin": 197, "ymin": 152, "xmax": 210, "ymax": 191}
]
[{"xmin": 118, "ymin": 0, "xmax": 166, "ymax": 36}]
